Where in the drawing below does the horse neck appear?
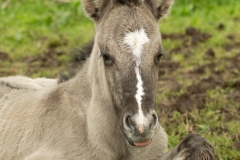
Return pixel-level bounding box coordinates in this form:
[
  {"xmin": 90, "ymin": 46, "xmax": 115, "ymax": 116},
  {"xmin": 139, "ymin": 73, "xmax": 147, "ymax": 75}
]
[{"xmin": 66, "ymin": 46, "xmax": 127, "ymax": 157}]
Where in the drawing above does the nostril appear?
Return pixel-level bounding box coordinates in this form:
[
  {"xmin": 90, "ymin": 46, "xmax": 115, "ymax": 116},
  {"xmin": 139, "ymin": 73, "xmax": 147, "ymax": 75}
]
[
  {"xmin": 125, "ymin": 116, "xmax": 131, "ymax": 128},
  {"xmin": 153, "ymin": 113, "xmax": 158, "ymax": 124},
  {"xmin": 150, "ymin": 113, "xmax": 158, "ymax": 129},
  {"xmin": 125, "ymin": 116, "xmax": 134, "ymax": 132}
]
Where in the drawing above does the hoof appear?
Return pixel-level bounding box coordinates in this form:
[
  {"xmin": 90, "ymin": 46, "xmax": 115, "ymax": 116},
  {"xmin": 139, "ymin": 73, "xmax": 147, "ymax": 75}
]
[{"xmin": 177, "ymin": 133, "xmax": 215, "ymax": 160}]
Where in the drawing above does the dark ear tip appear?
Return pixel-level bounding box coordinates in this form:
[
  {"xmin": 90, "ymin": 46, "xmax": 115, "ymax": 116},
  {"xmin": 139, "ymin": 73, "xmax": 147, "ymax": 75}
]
[
  {"xmin": 91, "ymin": 13, "xmax": 100, "ymax": 20},
  {"xmin": 81, "ymin": 0, "xmax": 103, "ymax": 21},
  {"xmin": 116, "ymin": 0, "xmax": 141, "ymax": 5},
  {"xmin": 92, "ymin": 8, "xmax": 100, "ymax": 18}
]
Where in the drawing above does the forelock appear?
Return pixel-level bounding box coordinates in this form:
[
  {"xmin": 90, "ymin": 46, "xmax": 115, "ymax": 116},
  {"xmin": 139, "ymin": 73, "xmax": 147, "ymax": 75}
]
[{"xmin": 115, "ymin": 0, "xmax": 142, "ymax": 5}]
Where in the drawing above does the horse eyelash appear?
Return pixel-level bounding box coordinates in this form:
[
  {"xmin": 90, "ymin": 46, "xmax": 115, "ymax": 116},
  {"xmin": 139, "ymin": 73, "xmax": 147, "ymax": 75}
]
[
  {"xmin": 100, "ymin": 53, "xmax": 114, "ymax": 65},
  {"xmin": 156, "ymin": 51, "xmax": 165, "ymax": 60},
  {"xmin": 100, "ymin": 53, "xmax": 111, "ymax": 59}
]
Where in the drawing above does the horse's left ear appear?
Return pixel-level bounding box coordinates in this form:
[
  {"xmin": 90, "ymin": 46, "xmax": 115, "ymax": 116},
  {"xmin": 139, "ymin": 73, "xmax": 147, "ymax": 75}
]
[
  {"xmin": 144, "ymin": 0, "xmax": 174, "ymax": 20},
  {"xmin": 82, "ymin": 0, "xmax": 110, "ymax": 21}
]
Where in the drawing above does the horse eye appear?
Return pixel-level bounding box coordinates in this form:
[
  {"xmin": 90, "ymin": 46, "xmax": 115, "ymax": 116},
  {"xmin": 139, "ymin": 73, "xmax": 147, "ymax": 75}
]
[
  {"xmin": 155, "ymin": 53, "xmax": 164, "ymax": 64},
  {"xmin": 100, "ymin": 53, "xmax": 114, "ymax": 65}
]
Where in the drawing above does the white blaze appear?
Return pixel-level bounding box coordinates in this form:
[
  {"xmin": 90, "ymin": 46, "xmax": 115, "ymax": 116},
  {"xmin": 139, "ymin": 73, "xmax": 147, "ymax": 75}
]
[{"xmin": 124, "ymin": 29, "xmax": 149, "ymax": 126}]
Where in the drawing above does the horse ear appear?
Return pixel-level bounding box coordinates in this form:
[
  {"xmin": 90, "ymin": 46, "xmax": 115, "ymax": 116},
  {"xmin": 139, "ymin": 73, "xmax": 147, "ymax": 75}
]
[
  {"xmin": 144, "ymin": 0, "xmax": 174, "ymax": 20},
  {"xmin": 82, "ymin": 0, "xmax": 110, "ymax": 21}
]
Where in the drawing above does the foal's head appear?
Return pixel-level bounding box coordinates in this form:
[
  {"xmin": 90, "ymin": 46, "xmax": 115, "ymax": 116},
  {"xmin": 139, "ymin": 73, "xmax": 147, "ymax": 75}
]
[{"xmin": 82, "ymin": 0, "xmax": 173, "ymax": 147}]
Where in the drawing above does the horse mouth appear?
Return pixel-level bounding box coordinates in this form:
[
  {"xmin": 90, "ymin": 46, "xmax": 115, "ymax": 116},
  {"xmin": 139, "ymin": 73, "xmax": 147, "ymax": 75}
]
[
  {"xmin": 125, "ymin": 135, "xmax": 152, "ymax": 147},
  {"xmin": 133, "ymin": 140, "xmax": 152, "ymax": 147}
]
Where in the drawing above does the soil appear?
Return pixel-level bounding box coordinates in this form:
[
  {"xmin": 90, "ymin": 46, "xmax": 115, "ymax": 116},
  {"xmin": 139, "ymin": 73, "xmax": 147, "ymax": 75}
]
[
  {"xmin": 0, "ymin": 51, "xmax": 10, "ymax": 61},
  {"xmin": 23, "ymin": 44, "xmax": 64, "ymax": 76},
  {"xmin": 158, "ymin": 26, "xmax": 240, "ymax": 113},
  {"xmin": 162, "ymin": 26, "xmax": 212, "ymax": 47},
  {"xmin": 157, "ymin": 26, "xmax": 240, "ymax": 147}
]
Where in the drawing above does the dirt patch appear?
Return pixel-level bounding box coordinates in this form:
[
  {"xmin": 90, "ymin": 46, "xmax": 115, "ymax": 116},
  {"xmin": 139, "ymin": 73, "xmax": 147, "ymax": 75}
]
[
  {"xmin": 162, "ymin": 53, "xmax": 240, "ymax": 113},
  {"xmin": 185, "ymin": 27, "xmax": 212, "ymax": 45},
  {"xmin": 210, "ymin": 125, "xmax": 230, "ymax": 135},
  {"xmin": 233, "ymin": 142, "xmax": 240, "ymax": 152},
  {"xmin": 162, "ymin": 26, "xmax": 212, "ymax": 47},
  {"xmin": 172, "ymin": 79, "xmax": 212, "ymax": 112},
  {"xmin": 0, "ymin": 51, "xmax": 10, "ymax": 61},
  {"xmin": 230, "ymin": 81, "xmax": 240, "ymax": 89},
  {"xmin": 224, "ymin": 42, "xmax": 240, "ymax": 51},
  {"xmin": 217, "ymin": 23, "xmax": 225, "ymax": 31},
  {"xmin": 172, "ymin": 93, "xmax": 206, "ymax": 113},
  {"xmin": 158, "ymin": 60, "xmax": 179, "ymax": 76},
  {"xmin": 171, "ymin": 75, "xmax": 222, "ymax": 113},
  {"xmin": 162, "ymin": 27, "xmax": 212, "ymax": 60},
  {"xmin": 23, "ymin": 39, "xmax": 68, "ymax": 76},
  {"xmin": 232, "ymin": 134, "xmax": 240, "ymax": 142},
  {"xmin": 205, "ymin": 48, "xmax": 216, "ymax": 58},
  {"xmin": 227, "ymin": 90, "xmax": 240, "ymax": 103},
  {"xmin": 157, "ymin": 25, "xmax": 240, "ymax": 114},
  {"xmin": 227, "ymin": 34, "xmax": 235, "ymax": 40}
]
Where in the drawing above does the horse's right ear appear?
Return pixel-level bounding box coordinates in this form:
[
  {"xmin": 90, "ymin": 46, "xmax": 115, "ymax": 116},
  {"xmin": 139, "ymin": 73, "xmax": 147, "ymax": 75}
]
[{"xmin": 82, "ymin": 0, "xmax": 110, "ymax": 21}]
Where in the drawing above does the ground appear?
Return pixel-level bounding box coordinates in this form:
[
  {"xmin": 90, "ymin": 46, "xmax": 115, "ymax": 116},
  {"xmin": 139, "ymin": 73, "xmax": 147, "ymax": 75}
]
[{"xmin": 0, "ymin": 0, "xmax": 240, "ymax": 159}]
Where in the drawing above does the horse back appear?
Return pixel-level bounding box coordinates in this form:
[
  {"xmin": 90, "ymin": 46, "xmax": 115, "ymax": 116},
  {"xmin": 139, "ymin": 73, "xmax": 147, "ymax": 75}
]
[{"xmin": 0, "ymin": 76, "xmax": 59, "ymax": 159}]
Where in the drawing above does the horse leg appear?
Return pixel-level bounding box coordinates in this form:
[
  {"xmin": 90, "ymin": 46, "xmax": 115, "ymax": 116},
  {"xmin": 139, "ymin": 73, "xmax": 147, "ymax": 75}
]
[{"xmin": 159, "ymin": 133, "xmax": 215, "ymax": 160}]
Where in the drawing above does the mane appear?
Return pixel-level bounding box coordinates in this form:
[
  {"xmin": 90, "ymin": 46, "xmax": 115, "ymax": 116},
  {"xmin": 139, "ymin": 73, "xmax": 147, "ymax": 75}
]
[
  {"xmin": 0, "ymin": 76, "xmax": 58, "ymax": 90},
  {"xmin": 58, "ymin": 40, "xmax": 94, "ymax": 83},
  {"xmin": 0, "ymin": 81, "xmax": 20, "ymax": 90}
]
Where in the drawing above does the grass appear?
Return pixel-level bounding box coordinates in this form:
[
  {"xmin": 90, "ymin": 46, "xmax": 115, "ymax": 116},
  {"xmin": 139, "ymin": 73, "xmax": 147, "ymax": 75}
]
[
  {"xmin": 0, "ymin": 0, "xmax": 94, "ymax": 77},
  {"xmin": 158, "ymin": 1, "xmax": 240, "ymax": 159},
  {"xmin": 0, "ymin": 0, "xmax": 93, "ymax": 58},
  {"xmin": 1, "ymin": 0, "xmax": 240, "ymax": 159}
]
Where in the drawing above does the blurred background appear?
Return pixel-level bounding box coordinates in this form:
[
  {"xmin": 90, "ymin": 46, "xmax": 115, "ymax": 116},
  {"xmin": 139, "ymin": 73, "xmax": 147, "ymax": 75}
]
[{"xmin": 0, "ymin": 0, "xmax": 239, "ymax": 159}]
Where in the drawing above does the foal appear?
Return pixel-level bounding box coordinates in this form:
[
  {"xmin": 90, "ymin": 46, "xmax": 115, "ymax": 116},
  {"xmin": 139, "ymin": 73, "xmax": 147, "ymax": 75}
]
[{"xmin": 0, "ymin": 0, "xmax": 215, "ymax": 159}]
